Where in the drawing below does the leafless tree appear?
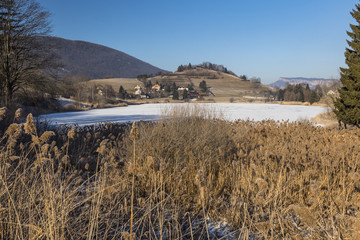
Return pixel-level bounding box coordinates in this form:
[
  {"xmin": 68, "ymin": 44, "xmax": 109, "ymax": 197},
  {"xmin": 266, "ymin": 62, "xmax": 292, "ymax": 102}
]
[{"xmin": 0, "ymin": 0, "xmax": 54, "ymax": 106}]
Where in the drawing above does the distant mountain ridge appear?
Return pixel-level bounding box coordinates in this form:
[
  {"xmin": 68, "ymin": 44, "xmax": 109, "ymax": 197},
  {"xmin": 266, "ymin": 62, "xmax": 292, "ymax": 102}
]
[
  {"xmin": 268, "ymin": 77, "xmax": 339, "ymax": 89},
  {"xmin": 37, "ymin": 36, "xmax": 166, "ymax": 79}
]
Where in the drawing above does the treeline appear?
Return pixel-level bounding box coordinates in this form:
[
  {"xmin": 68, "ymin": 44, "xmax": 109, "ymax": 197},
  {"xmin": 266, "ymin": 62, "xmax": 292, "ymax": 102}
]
[
  {"xmin": 277, "ymin": 84, "xmax": 323, "ymax": 104},
  {"xmin": 177, "ymin": 62, "xmax": 237, "ymax": 76}
]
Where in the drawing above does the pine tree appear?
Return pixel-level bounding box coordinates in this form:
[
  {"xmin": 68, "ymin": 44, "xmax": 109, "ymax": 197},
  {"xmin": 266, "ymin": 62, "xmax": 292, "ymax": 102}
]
[
  {"xmin": 177, "ymin": 65, "xmax": 185, "ymax": 72},
  {"xmin": 183, "ymin": 89, "xmax": 188, "ymax": 99},
  {"xmin": 171, "ymin": 82, "xmax": 177, "ymax": 91},
  {"xmin": 165, "ymin": 83, "xmax": 171, "ymax": 93},
  {"xmin": 172, "ymin": 89, "xmax": 179, "ymax": 100},
  {"xmin": 310, "ymin": 91, "xmax": 319, "ymax": 105},
  {"xmin": 119, "ymin": 85, "xmax": 127, "ymax": 99},
  {"xmin": 334, "ymin": 3, "xmax": 360, "ymax": 127},
  {"xmin": 199, "ymin": 80, "xmax": 207, "ymax": 92},
  {"xmin": 277, "ymin": 89, "xmax": 285, "ymax": 101}
]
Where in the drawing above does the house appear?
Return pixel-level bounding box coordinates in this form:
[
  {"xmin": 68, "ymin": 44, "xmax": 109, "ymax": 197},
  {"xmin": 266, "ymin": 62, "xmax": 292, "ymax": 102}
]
[
  {"xmin": 177, "ymin": 87, "xmax": 189, "ymax": 91},
  {"xmin": 189, "ymin": 91, "xmax": 200, "ymax": 99},
  {"xmin": 152, "ymin": 84, "xmax": 161, "ymax": 91},
  {"xmin": 134, "ymin": 85, "xmax": 143, "ymax": 95}
]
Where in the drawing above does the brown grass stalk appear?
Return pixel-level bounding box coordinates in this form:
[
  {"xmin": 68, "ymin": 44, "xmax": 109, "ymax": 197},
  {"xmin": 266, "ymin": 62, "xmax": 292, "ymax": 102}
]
[{"xmin": 0, "ymin": 110, "xmax": 359, "ymax": 239}]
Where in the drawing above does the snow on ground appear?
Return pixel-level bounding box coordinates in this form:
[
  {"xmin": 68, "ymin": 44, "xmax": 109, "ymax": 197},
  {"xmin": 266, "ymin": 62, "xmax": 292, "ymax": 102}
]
[
  {"xmin": 39, "ymin": 103, "xmax": 328, "ymax": 126},
  {"xmin": 57, "ymin": 97, "xmax": 92, "ymax": 108}
]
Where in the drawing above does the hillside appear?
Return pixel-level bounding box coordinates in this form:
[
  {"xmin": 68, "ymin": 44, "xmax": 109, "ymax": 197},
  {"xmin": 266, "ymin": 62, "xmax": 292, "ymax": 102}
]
[
  {"xmin": 36, "ymin": 36, "xmax": 166, "ymax": 79},
  {"xmin": 87, "ymin": 78, "xmax": 144, "ymax": 91},
  {"xmin": 269, "ymin": 77, "xmax": 338, "ymax": 89},
  {"xmin": 147, "ymin": 68, "xmax": 272, "ymax": 99}
]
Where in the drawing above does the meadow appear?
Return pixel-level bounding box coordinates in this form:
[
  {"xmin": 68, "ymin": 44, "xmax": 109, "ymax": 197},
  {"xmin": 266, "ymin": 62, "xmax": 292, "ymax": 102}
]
[{"xmin": 0, "ymin": 105, "xmax": 359, "ymax": 239}]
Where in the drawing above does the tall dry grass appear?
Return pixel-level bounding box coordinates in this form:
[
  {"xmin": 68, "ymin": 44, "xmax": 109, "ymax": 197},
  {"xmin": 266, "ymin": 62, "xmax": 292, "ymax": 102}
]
[{"xmin": 0, "ymin": 105, "xmax": 359, "ymax": 239}]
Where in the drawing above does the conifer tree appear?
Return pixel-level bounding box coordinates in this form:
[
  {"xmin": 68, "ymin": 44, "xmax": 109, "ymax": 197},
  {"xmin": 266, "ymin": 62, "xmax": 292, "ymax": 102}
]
[
  {"xmin": 199, "ymin": 80, "xmax": 207, "ymax": 92},
  {"xmin": 183, "ymin": 89, "xmax": 188, "ymax": 99},
  {"xmin": 119, "ymin": 85, "xmax": 127, "ymax": 99},
  {"xmin": 334, "ymin": 3, "xmax": 360, "ymax": 127},
  {"xmin": 172, "ymin": 89, "xmax": 179, "ymax": 100}
]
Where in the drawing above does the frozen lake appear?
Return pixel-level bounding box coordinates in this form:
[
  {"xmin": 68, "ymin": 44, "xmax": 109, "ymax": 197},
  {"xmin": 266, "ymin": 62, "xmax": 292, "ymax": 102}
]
[{"xmin": 39, "ymin": 103, "xmax": 329, "ymax": 126}]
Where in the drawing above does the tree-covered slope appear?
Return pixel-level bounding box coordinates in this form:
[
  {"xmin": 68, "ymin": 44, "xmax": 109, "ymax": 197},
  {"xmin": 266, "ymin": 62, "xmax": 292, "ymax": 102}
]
[{"xmin": 37, "ymin": 36, "xmax": 166, "ymax": 79}]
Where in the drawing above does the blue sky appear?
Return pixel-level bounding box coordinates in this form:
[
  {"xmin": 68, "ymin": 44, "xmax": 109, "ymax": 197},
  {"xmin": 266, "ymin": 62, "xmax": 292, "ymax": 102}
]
[{"xmin": 37, "ymin": 0, "xmax": 358, "ymax": 84}]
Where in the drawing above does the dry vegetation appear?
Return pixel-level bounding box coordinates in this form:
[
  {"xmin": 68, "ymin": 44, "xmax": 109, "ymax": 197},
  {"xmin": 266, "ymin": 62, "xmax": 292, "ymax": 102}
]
[
  {"xmin": 145, "ymin": 68, "xmax": 272, "ymax": 98},
  {"xmin": 0, "ymin": 105, "xmax": 360, "ymax": 239},
  {"xmin": 311, "ymin": 111, "xmax": 339, "ymax": 128},
  {"xmin": 87, "ymin": 78, "xmax": 144, "ymax": 92}
]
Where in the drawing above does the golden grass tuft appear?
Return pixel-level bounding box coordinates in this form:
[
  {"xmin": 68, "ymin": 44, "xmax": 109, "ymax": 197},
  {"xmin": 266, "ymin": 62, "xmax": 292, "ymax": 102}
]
[
  {"xmin": 67, "ymin": 127, "xmax": 76, "ymax": 139},
  {"xmin": 39, "ymin": 131, "xmax": 55, "ymax": 143},
  {"xmin": 24, "ymin": 113, "xmax": 36, "ymax": 135},
  {"xmin": 14, "ymin": 108, "xmax": 24, "ymax": 121},
  {"xmin": 4, "ymin": 123, "xmax": 20, "ymax": 136},
  {"xmin": 130, "ymin": 121, "xmax": 139, "ymax": 140},
  {"xmin": 0, "ymin": 107, "xmax": 7, "ymax": 121}
]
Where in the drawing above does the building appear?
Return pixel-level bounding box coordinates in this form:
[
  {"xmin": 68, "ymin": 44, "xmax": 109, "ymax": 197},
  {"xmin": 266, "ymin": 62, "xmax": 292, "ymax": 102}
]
[
  {"xmin": 152, "ymin": 84, "xmax": 161, "ymax": 91},
  {"xmin": 134, "ymin": 85, "xmax": 143, "ymax": 95}
]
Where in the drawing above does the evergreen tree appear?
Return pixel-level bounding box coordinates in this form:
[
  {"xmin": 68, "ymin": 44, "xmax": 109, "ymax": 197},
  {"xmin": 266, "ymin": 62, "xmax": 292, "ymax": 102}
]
[
  {"xmin": 171, "ymin": 82, "xmax": 177, "ymax": 91},
  {"xmin": 177, "ymin": 65, "xmax": 185, "ymax": 72},
  {"xmin": 239, "ymin": 75, "xmax": 248, "ymax": 81},
  {"xmin": 183, "ymin": 89, "xmax": 188, "ymax": 99},
  {"xmin": 165, "ymin": 83, "xmax": 171, "ymax": 93},
  {"xmin": 119, "ymin": 85, "xmax": 127, "ymax": 99},
  {"xmin": 294, "ymin": 84, "xmax": 305, "ymax": 102},
  {"xmin": 199, "ymin": 80, "xmax": 207, "ymax": 92},
  {"xmin": 310, "ymin": 91, "xmax": 319, "ymax": 105},
  {"xmin": 172, "ymin": 89, "xmax": 179, "ymax": 100},
  {"xmin": 334, "ymin": 3, "xmax": 360, "ymax": 127},
  {"xmin": 277, "ymin": 89, "xmax": 285, "ymax": 101}
]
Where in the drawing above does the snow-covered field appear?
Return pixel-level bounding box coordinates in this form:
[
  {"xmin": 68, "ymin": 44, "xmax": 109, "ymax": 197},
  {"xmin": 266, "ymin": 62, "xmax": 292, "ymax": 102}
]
[{"xmin": 39, "ymin": 103, "xmax": 328, "ymax": 126}]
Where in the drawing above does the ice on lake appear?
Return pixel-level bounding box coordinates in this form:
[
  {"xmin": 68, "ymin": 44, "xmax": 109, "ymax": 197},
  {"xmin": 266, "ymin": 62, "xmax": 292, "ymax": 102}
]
[{"xmin": 39, "ymin": 103, "xmax": 329, "ymax": 126}]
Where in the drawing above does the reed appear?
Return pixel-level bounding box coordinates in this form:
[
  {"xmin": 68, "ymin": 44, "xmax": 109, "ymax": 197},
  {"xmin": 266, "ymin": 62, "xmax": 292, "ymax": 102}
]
[{"xmin": 0, "ymin": 107, "xmax": 359, "ymax": 239}]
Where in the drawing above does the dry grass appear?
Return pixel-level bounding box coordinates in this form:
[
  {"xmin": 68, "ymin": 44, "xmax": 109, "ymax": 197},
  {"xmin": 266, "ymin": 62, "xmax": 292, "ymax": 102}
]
[
  {"xmin": 311, "ymin": 110, "xmax": 338, "ymax": 128},
  {"xmin": 149, "ymin": 68, "xmax": 271, "ymax": 98},
  {"xmin": 0, "ymin": 106, "xmax": 360, "ymax": 239},
  {"xmin": 278, "ymin": 101, "xmax": 328, "ymax": 107},
  {"xmin": 86, "ymin": 78, "xmax": 144, "ymax": 92}
]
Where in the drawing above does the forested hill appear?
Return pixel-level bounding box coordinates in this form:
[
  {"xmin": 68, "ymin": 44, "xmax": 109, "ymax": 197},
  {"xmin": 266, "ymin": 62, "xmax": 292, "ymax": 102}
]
[{"xmin": 37, "ymin": 36, "xmax": 166, "ymax": 79}]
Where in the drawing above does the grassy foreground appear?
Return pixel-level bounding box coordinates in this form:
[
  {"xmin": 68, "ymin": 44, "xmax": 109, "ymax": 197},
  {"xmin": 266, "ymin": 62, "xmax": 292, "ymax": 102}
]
[{"xmin": 0, "ymin": 105, "xmax": 360, "ymax": 239}]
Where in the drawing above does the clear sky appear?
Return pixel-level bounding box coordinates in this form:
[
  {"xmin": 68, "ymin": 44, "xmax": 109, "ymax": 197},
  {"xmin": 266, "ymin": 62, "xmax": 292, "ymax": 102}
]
[{"xmin": 37, "ymin": 0, "xmax": 358, "ymax": 84}]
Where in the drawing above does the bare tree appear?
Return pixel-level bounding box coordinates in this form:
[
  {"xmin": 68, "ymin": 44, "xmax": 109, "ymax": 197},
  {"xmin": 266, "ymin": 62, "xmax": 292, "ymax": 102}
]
[{"xmin": 0, "ymin": 0, "xmax": 53, "ymax": 106}]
